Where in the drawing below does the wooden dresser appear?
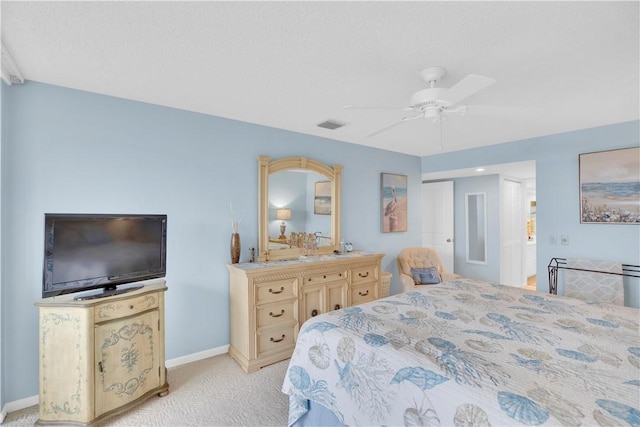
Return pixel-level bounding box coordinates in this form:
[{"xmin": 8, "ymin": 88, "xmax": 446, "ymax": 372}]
[
  {"xmin": 227, "ymin": 252, "xmax": 384, "ymax": 373},
  {"xmin": 34, "ymin": 280, "xmax": 169, "ymax": 426}
]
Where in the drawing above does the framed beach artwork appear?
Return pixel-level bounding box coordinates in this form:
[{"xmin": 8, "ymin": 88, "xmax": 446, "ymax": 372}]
[
  {"xmin": 381, "ymin": 173, "xmax": 407, "ymax": 232},
  {"xmin": 314, "ymin": 181, "xmax": 331, "ymax": 215},
  {"xmin": 579, "ymin": 146, "xmax": 640, "ymax": 224}
]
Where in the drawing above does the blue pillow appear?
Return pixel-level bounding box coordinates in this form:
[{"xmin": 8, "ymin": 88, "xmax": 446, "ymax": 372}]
[{"xmin": 410, "ymin": 267, "xmax": 441, "ymax": 285}]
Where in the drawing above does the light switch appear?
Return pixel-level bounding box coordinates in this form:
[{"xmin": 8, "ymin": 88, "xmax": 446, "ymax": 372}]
[
  {"xmin": 560, "ymin": 235, "xmax": 569, "ymax": 245},
  {"xmin": 549, "ymin": 235, "xmax": 557, "ymax": 245}
]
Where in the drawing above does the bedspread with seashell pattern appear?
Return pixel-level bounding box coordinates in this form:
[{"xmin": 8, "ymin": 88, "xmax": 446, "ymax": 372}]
[{"xmin": 282, "ymin": 279, "xmax": 640, "ymax": 426}]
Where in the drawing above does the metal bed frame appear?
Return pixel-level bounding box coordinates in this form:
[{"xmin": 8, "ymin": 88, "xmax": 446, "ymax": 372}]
[{"xmin": 547, "ymin": 257, "xmax": 640, "ymax": 295}]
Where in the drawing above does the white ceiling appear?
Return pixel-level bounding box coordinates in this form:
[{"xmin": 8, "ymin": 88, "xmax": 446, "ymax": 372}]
[{"xmin": 1, "ymin": 1, "xmax": 638, "ymax": 157}]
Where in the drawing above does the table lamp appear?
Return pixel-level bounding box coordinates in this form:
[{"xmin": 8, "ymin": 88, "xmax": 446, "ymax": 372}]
[{"xmin": 276, "ymin": 209, "xmax": 292, "ymax": 239}]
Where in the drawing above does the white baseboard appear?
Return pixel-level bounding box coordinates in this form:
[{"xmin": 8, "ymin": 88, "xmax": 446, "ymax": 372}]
[
  {"xmin": 165, "ymin": 344, "xmax": 229, "ymax": 368},
  {"xmin": 1, "ymin": 394, "xmax": 39, "ymax": 421},
  {"xmin": 1, "ymin": 344, "xmax": 230, "ymax": 420}
]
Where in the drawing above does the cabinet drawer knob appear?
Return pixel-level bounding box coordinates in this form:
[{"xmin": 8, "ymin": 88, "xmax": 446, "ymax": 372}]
[
  {"xmin": 269, "ymin": 309, "xmax": 285, "ymax": 318},
  {"xmin": 359, "ymin": 272, "xmax": 369, "ymax": 278},
  {"xmin": 311, "ymin": 309, "xmax": 318, "ymax": 317},
  {"xmin": 334, "ymin": 304, "xmax": 341, "ymax": 310},
  {"xmin": 358, "ymin": 290, "xmax": 369, "ymax": 296},
  {"xmin": 129, "ymin": 305, "xmax": 134, "ymax": 310},
  {"xmin": 270, "ymin": 334, "xmax": 285, "ymax": 343},
  {"xmin": 269, "ymin": 287, "xmax": 284, "ymax": 294}
]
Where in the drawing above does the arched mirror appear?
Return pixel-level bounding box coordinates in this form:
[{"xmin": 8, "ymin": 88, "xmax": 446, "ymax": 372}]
[{"xmin": 258, "ymin": 156, "xmax": 342, "ymax": 261}]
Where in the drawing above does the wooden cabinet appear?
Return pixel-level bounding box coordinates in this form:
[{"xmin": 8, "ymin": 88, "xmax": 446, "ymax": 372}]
[
  {"xmin": 228, "ymin": 252, "xmax": 383, "ymax": 373},
  {"xmin": 34, "ymin": 280, "xmax": 169, "ymax": 426},
  {"xmin": 299, "ymin": 269, "xmax": 348, "ymax": 324}
]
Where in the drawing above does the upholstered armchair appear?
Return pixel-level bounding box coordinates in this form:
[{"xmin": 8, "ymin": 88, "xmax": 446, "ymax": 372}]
[{"xmin": 396, "ymin": 247, "xmax": 461, "ymax": 292}]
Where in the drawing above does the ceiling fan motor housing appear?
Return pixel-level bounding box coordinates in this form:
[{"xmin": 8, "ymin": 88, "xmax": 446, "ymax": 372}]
[{"xmin": 410, "ymin": 87, "xmax": 450, "ymax": 109}]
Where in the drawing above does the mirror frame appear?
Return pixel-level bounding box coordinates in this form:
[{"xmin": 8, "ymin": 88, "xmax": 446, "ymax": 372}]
[
  {"xmin": 258, "ymin": 155, "xmax": 342, "ymax": 261},
  {"xmin": 465, "ymin": 192, "xmax": 488, "ymax": 265}
]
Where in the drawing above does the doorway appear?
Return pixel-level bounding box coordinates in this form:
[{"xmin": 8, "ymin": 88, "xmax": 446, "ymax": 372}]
[{"xmin": 422, "ymin": 160, "xmax": 536, "ymax": 285}]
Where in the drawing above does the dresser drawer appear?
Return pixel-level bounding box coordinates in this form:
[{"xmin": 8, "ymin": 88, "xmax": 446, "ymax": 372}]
[
  {"xmin": 303, "ymin": 270, "xmax": 347, "ymax": 286},
  {"xmin": 255, "ymin": 277, "xmax": 298, "ymax": 304},
  {"xmin": 351, "ymin": 282, "xmax": 377, "ymax": 305},
  {"xmin": 351, "ymin": 264, "xmax": 378, "ymax": 284},
  {"xmin": 256, "ymin": 300, "xmax": 297, "ymax": 328},
  {"xmin": 256, "ymin": 325, "xmax": 296, "ymax": 356},
  {"xmin": 94, "ymin": 292, "xmax": 159, "ymax": 322}
]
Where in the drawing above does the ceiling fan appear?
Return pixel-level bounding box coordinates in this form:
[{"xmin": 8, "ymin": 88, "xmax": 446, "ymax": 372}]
[{"xmin": 344, "ymin": 66, "xmax": 524, "ymax": 146}]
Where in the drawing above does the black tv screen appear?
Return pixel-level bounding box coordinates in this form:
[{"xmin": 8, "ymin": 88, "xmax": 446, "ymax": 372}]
[{"xmin": 43, "ymin": 214, "xmax": 167, "ymax": 299}]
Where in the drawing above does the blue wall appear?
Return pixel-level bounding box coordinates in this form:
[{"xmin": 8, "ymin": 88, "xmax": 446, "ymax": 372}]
[
  {"xmin": 451, "ymin": 175, "xmax": 501, "ymax": 282},
  {"xmin": 422, "ymin": 121, "xmax": 640, "ymax": 307},
  {"xmin": 0, "ymin": 81, "xmax": 422, "ymax": 403},
  {"xmin": 1, "ymin": 80, "xmax": 637, "ymax": 406}
]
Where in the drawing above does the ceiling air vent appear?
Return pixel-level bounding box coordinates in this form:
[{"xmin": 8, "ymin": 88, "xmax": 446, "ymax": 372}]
[{"xmin": 317, "ymin": 119, "xmax": 346, "ymax": 130}]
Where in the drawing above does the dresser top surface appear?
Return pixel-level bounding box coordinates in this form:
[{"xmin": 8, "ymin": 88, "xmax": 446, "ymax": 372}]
[{"xmin": 228, "ymin": 251, "xmax": 384, "ymax": 272}]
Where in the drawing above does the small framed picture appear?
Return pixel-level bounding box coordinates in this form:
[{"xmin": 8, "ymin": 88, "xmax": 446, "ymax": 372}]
[
  {"xmin": 381, "ymin": 173, "xmax": 407, "ymax": 232},
  {"xmin": 314, "ymin": 181, "xmax": 331, "ymax": 215}
]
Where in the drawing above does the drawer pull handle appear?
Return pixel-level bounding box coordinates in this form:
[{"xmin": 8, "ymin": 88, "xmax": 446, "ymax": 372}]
[
  {"xmin": 269, "ymin": 287, "xmax": 285, "ymax": 294},
  {"xmin": 311, "ymin": 309, "xmax": 318, "ymax": 317},
  {"xmin": 358, "ymin": 290, "xmax": 369, "ymax": 296},
  {"xmin": 359, "ymin": 272, "xmax": 369, "ymax": 278},
  {"xmin": 334, "ymin": 304, "xmax": 341, "ymax": 310},
  {"xmin": 269, "ymin": 309, "xmax": 285, "ymax": 318},
  {"xmin": 270, "ymin": 334, "xmax": 285, "ymax": 343}
]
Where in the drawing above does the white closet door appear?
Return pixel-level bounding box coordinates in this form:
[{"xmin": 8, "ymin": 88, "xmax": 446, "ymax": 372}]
[
  {"xmin": 422, "ymin": 181, "xmax": 455, "ymax": 273},
  {"xmin": 501, "ymin": 179, "xmax": 524, "ymax": 286}
]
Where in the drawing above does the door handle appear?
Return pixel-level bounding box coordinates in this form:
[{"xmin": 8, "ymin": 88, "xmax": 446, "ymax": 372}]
[{"xmin": 446, "ymin": 238, "xmax": 452, "ymax": 242}]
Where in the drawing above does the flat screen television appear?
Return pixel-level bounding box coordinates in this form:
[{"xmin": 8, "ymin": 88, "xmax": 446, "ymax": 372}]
[{"xmin": 43, "ymin": 213, "xmax": 167, "ymax": 300}]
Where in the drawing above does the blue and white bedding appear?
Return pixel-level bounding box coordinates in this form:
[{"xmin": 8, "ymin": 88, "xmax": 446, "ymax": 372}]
[{"xmin": 282, "ymin": 279, "xmax": 640, "ymax": 426}]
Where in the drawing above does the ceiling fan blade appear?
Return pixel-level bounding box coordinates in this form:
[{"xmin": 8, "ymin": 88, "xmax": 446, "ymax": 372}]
[
  {"xmin": 465, "ymin": 104, "xmax": 543, "ymax": 118},
  {"xmin": 343, "ymin": 105, "xmax": 413, "ymax": 111},
  {"xmin": 364, "ymin": 114, "xmax": 422, "ymax": 137},
  {"xmin": 438, "ymin": 74, "xmax": 496, "ymax": 105}
]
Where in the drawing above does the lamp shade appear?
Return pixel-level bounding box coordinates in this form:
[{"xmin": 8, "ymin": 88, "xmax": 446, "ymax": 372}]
[{"xmin": 276, "ymin": 209, "xmax": 292, "ymax": 220}]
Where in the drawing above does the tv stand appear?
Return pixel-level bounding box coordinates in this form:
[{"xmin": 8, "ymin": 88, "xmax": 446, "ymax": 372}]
[
  {"xmin": 35, "ymin": 279, "xmax": 168, "ymax": 425},
  {"xmin": 73, "ymin": 284, "xmax": 144, "ymax": 301}
]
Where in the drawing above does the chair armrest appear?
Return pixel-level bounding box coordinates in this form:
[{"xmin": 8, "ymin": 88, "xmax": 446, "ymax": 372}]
[
  {"xmin": 442, "ymin": 272, "xmax": 461, "ymax": 281},
  {"xmin": 399, "ymin": 273, "xmax": 415, "ymax": 293}
]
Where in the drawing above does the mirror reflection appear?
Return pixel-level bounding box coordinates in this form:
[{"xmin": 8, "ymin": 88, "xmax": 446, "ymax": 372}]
[
  {"xmin": 258, "ymin": 156, "xmax": 342, "ymax": 261},
  {"xmin": 268, "ymin": 170, "xmax": 332, "ymax": 250},
  {"xmin": 466, "ymin": 192, "xmax": 487, "ymax": 264}
]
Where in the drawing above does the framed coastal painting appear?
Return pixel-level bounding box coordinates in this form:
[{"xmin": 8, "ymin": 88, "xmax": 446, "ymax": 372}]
[
  {"xmin": 381, "ymin": 173, "xmax": 407, "ymax": 232},
  {"xmin": 579, "ymin": 146, "xmax": 640, "ymax": 224},
  {"xmin": 314, "ymin": 181, "xmax": 331, "ymax": 215}
]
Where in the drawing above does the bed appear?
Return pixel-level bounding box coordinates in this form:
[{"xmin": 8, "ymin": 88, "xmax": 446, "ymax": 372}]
[{"xmin": 282, "ymin": 278, "xmax": 640, "ymax": 426}]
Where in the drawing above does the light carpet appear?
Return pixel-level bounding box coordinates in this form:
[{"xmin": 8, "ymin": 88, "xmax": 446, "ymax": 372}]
[{"xmin": 3, "ymin": 354, "xmax": 290, "ymax": 426}]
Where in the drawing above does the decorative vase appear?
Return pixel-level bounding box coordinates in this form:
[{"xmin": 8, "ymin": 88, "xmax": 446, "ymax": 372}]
[{"xmin": 230, "ymin": 233, "xmax": 241, "ymax": 264}]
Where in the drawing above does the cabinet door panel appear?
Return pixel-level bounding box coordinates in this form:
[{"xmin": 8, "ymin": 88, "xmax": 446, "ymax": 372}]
[
  {"xmin": 327, "ymin": 281, "xmax": 347, "ymax": 312},
  {"xmin": 95, "ymin": 310, "xmax": 160, "ymax": 417},
  {"xmin": 300, "ymin": 285, "xmax": 324, "ymax": 324}
]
